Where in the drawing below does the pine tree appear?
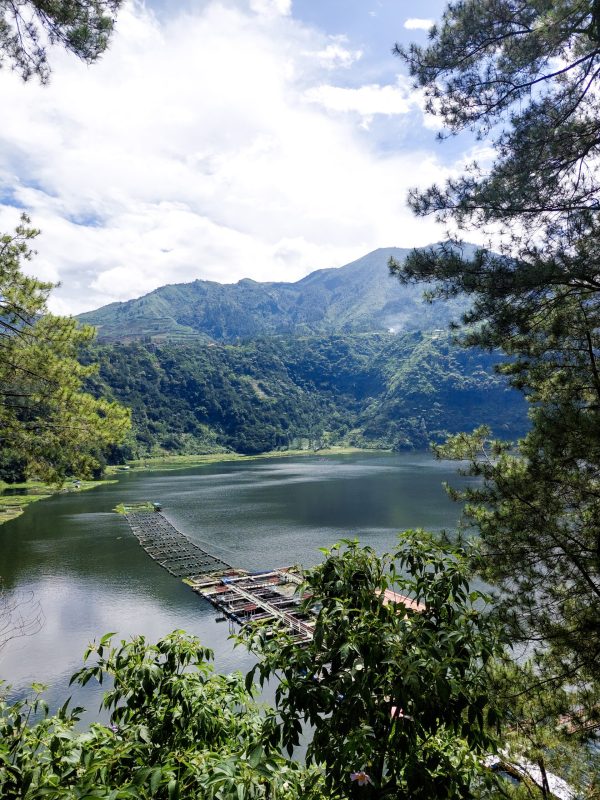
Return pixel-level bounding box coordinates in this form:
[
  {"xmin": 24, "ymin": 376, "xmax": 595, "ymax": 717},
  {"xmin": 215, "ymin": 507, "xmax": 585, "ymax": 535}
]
[
  {"xmin": 393, "ymin": 0, "xmax": 600, "ymax": 744},
  {"xmin": 0, "ymin": 216, "xmax": 130, "ymax": 483},
  {"xmin": 0, "ymin": 0, "xmax": 123, "ymax": 82}
]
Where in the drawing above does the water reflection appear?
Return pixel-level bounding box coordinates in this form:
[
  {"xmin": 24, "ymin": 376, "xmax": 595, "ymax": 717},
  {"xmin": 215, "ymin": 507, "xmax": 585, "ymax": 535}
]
[{"xmin": 0, "ymin": 452, "xmax": 468, "ymax": 713}]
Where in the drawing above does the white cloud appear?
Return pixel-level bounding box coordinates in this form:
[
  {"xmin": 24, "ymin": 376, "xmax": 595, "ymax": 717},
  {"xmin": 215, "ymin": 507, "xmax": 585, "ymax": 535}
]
[
  {"xmin": 404, "ymin": 18, "xmax": 434, "ymax": 30},
  {"xmin": 304, "ymin": 76, "xmax": 415, "ymax": 117},
  {"xmin": 0, "ymin": 2, "xmax": 459, "ymax": 315},
  {"xmin": 250, "ymin": 0, "xmax": 291, "ymax": 17},
  {"xmin": 306, "ymin": 36, "xmax": 362, "ymax": 69}
]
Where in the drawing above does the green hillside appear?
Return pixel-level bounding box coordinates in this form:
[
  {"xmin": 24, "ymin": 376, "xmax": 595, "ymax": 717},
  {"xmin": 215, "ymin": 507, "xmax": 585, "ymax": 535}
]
[
  {"xmin": 86, "ymin": 332, "xmax": 527, "ymax": 459},
  {"xmin": 78, "ymin": 248, "xmax": 470, "ymax": 342},
  {"xmin": 77, "ymin": 245, "xmax": 526, "ymax": 460}
]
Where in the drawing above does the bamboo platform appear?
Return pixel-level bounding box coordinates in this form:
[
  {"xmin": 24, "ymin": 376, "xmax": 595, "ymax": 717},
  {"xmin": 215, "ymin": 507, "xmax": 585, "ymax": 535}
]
[
  {"xmin": 122, "ymin": 509, "xmax": 313, "ymax": 642},
  {"xmin": 122, "ymin": 508, "xmax": 423, "ymax": 646},
  {"xmin": 188, "ymin": 568, "xmax": 314, "ymax": 643}
]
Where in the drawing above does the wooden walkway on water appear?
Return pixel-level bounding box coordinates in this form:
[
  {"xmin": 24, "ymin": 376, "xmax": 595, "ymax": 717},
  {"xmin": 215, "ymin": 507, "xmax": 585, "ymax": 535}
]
[
  {"xmin": 123, "ymin": 509, "xmax": 314, "ymax": 643},
  {"xmin": 190, "ymin": 569, "xmax": 314, "ymax": 643}
]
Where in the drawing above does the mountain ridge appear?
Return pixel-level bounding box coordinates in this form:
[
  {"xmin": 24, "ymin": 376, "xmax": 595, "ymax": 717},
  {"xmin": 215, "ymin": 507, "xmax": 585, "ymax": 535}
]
[
  {"xmin": 78, "ymin": 245, "xmax": 471, "ymax": 342},
  {"xmin": 77, "ymin": 242, "xmax": 528, "ymax": 459}
]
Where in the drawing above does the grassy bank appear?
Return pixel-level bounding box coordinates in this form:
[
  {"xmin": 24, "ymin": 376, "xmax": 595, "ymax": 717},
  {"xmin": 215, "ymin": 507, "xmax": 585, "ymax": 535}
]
[
  {"xmin": 109, "ymin": 446, "xmax": 386, "ymax": 474},
  {"xmin": 114, "ymin": 501, "xmax": 156, "ymax": 514},
  {"xmin": 0, "ymin": 478, "xmax": 118, "ymax": 527}
]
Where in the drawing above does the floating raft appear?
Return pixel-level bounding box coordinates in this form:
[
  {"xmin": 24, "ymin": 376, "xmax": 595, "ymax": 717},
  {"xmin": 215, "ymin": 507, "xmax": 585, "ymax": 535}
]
[
  {"xmin": 125, "ymin": 510, "xmax": 233, "ymax": 579},
  {"xmin": 188, "ymin": 568, "xmax": 314, "ymax": 643},
  {"xmin": 122, "ymin": 509, "xmax": 313, "ymax": 642},
  {"xmin": 122, "ymin": 507, "xmax": 422, "ymax": 646}
]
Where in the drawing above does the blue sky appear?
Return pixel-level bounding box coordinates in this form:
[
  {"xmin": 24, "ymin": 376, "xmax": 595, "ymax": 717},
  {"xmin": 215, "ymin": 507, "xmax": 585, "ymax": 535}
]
[{"xmin": 0, "ymin": 0, "xmax": 486, "ymax": 314}]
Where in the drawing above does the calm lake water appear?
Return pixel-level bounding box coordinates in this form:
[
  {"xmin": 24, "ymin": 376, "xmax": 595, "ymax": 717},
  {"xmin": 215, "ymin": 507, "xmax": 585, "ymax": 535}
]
[{"xmin": 0, "ymin": 452, "xmax": 468, "ymax": 715}]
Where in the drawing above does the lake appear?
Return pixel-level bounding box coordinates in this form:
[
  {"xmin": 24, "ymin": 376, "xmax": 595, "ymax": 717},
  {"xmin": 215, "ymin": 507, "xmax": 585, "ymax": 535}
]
[{"xmin": 0, "ymin": 452, "xmax": 468, "ymax": 715}]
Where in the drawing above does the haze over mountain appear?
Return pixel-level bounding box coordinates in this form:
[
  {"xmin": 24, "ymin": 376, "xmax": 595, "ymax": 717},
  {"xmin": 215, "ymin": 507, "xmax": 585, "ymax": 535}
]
[{"xmin": 78, "ymin": 247, "xmax": 469, "ymax": 342}]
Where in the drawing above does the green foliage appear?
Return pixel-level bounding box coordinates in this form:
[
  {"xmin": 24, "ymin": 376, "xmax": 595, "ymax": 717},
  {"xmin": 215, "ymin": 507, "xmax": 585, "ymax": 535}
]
[
  {"xmin": 0, "ymin": 632, "xmax": 330, "ymax": 799},
  {"xmin": 437, "ymin": 425, "xmax": 600, "ymax": 735},
  {"xmin": 241, "ymin": 532, "xmax": 504, "ymax": 800},
  {"xmin": 77, "ymin": 247, "xmax": 470, "ymax": 343},
  {"xmin": 0, "ymin": 0, "xmax": 123, "ymax": 83},
  {"xmin": 84, "ymin": 332, "xmax": 526, "ymax": 457},
  {"xmin": 396, "ymin": 0, "xmax": 600, "ymax": 235},
  {"xmin": 0, "ymin": 216, "xmax": 130, "ymax": 483},
  {"xmin": 0, "ymin": 449, "xmax": 28, "ymax": 484},
  {"xmin": 490, "ymin": 657, "xmax": 600, "ymax": 799},
  {"xmin": 393, "ymin": 0, "xmax": 600, "ymax": 754}
]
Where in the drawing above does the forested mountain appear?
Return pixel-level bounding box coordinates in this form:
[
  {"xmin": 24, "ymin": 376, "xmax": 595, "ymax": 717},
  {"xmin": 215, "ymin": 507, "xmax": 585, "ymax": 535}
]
[
  {"xmin": 78, "ymin": 245, "xmax": 527, "ymax": 459},
  {"xmin": 86, "ymin": 332, "xmax": 527, "ymax": 458},
  {"xmin": 78, "ymin": 248, "xmax": 470, "ymax": 342}
]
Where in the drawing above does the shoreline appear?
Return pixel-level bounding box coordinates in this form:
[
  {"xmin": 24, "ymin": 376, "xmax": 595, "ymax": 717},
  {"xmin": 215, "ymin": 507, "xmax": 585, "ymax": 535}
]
[
  {"xmin": 112, "ymin": 445, "xmax": 389, "ymax": 474},
  {"xmin": 0, "ymin": 446, "xmax": 391, "ymax": 527},
  {"xmin": 0, "ymin": 478, "xmax": 118, "ymax": 527}
]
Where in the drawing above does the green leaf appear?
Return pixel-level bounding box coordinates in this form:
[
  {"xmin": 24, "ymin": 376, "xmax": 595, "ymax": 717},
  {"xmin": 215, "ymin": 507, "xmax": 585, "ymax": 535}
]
[{"xmin": 248, "ymin": 744, "xmax": 264, "ymax": 768}]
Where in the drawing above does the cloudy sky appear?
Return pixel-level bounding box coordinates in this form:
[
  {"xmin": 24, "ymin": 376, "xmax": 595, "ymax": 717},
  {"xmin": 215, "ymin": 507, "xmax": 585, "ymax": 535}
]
[{"xmin": 0, "ymin": 0, "xmax": 483, "ymax": 315}]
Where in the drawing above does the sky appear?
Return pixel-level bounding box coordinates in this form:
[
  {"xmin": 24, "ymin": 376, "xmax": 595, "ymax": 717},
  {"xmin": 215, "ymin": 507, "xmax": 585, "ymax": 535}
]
[{"xmin": 0, "ymin": 0, "xmax": 486, "ymax": 315}]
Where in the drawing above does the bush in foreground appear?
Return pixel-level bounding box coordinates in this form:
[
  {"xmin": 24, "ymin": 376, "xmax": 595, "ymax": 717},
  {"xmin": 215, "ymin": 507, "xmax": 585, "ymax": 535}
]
[{"xmin": 0, "ymin": 632, "xmax": 326, "ymax": 799}]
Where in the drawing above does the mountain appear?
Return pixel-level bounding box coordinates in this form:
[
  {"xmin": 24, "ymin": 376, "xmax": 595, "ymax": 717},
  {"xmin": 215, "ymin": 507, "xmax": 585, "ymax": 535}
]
[
  {"xmin": 78, "ymin": 244, "xmax": 528, "ymax": 460},
  {"xmin": 78, "ymin": 247, "xmax": 469, "ymax": 342},
  {"xmin": 87, "ymin": 331, "xmax": 527, "ymax": 459}
]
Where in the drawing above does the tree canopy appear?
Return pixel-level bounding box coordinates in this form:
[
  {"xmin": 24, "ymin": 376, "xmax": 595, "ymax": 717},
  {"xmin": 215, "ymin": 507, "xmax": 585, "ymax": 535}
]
[
  {"xmin": 0, "ymin": 537, "xmax": 506, "ymax": 800},
  {"xmin": 396, "ymin": 0, "xmax": 600, "ymax": 233},
  {"xmin": 0, "ymin": 216, "xmax": 130, "ymax": 482},
  {"xmin": 392, "ymin": 0, "xmax": 600, "ymax": 743},
  {"xmin": 2, "ymin": 541, "xmax": 596, "ymax": 799},
  {"xmin": 0, "ymin": 0, "xmax": 122, "ymax": 82},
  {"xmin": 0, "ymin": 631, "xmax": 328, "ymax": 799},
  {"xmin": 392, "ymin": 0, "xmax": 600, "ymax": 368},
  {"xmin": 81, "ymin": 331, "xmax": 526, "ymax": 459},
  {"xmin": 242, "ymin": 532, "xmax": 505, "ymax": 800}
]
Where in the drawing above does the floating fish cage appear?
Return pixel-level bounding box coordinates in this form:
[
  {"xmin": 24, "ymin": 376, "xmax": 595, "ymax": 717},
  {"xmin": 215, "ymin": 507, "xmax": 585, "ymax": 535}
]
[{"xmin": 121, "ymin": 507, "xmax": 312, "ymax": 642}]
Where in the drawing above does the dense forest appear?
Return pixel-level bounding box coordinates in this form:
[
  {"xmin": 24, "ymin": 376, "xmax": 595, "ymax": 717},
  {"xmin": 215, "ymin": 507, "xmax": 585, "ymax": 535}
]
[
  {"xmin": 85, "ymin": 331, "xmax": 526, "ymax": 459},
  {"xmin": 75, "ymin": 244, "xmax": 527, "ymax": 465}
]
